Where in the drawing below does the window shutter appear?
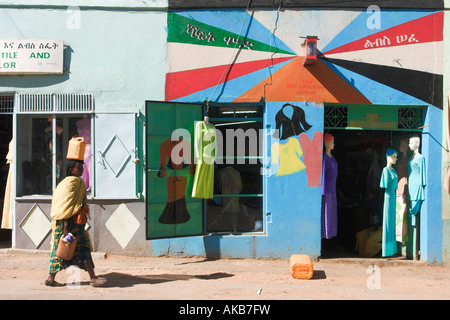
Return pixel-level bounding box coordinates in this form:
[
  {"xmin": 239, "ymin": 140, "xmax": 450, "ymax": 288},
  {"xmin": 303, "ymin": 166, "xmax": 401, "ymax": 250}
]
[{"xmin": 94, "ymin": 113, "xmax": 138, "ymax": 199}]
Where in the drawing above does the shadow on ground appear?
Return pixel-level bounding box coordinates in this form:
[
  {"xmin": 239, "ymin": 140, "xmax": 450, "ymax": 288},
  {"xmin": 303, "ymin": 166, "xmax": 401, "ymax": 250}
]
[
  {"xmin": 95, "ymin": 272, "xmax": 234, "ymax": 288},
  {"xmin": 311, "ymin": 270, "xmax": 327, "ymax": 280}
]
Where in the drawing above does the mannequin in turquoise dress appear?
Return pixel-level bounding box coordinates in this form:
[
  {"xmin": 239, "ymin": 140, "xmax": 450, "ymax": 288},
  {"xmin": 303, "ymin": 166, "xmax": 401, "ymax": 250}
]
[
  {"xmin": 408, "ymin": 136, "xmax": 425, "ymax": 224},
  {"xmin": 407, "ymin": 136, "xmax": 426, "ymax": 259},
  {"xmin": 380, "ymin": 148, "xmax": 398, "ymax": 257}
]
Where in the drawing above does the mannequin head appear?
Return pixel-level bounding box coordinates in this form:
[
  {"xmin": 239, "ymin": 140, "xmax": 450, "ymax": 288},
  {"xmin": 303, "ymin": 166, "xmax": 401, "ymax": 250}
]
[
  {"xmin": 409, "ymin": 136, "xmax": 420, "ymax": 153},
  {"xmin": 324, "ymin": 133, "xmax": 334, "ymax": 152},
  {"xmin": 386, "ymin": 148, "xmax": 398, "ymax": 168}
]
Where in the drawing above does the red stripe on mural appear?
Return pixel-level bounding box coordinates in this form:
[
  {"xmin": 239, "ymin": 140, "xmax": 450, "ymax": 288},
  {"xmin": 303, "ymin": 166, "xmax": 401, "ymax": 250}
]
[
  {"xmin": 165, "ymin": 56, "xmax": 295, "ymax": 101},
  {"xmin": 322, "ymin": 11, "xmax": 444, "ymax": 55}
]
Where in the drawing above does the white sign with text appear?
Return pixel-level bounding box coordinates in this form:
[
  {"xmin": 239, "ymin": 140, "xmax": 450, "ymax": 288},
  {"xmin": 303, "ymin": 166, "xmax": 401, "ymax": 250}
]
[{"xmin": 0, "ymin": 39, "xmax": 64, "ymax": 74}]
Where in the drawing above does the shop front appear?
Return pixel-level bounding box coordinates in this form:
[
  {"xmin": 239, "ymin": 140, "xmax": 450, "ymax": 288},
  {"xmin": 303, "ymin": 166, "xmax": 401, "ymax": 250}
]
[
  {"xmin": 153, "ymin": 5, "xmax": 445, "ymax": 263},
  {"xmin": 0, "ymin": 1, "xmax": 446, "ymax": 264}
]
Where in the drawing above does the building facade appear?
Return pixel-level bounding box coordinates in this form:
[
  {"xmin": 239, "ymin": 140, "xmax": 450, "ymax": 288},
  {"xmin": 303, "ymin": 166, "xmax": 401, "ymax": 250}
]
[{"xmin": 0, "ymin": 0, "xmax": 449, "ymax": 265}]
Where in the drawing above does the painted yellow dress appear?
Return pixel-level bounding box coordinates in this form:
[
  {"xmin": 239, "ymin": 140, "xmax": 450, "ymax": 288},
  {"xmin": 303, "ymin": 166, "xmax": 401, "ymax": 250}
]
[{"xmin": 271, "ymin": 137, "xmax": 306, "ymax": 176}]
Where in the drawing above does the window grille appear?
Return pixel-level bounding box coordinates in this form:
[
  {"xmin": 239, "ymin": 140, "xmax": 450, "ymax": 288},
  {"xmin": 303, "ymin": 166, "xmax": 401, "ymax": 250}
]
[
  {"xmin": 0, "ymin": 95, "xmax": 14, "ymax": 113},
  {"xmin": 18, "ymin": 94, "xmax": 53, "ymax": 112},
  {"xmin": 17, "ymin": 93, "xmax": 94, "ymax": 113},
  {"xmin": 398, "ymin": 107, "xmax": 425, "ymax": 130},
  {"xmin": 324, "ymin": 105, "xmax": 348, "ymax": 129},
  {"xmin": 55, "ymin": 94, "xmax": 94, "ymax": 112},
  {"xmin": 204, "ymin": 99, "xmax": 264, "ymax": 121},
  {"xmin": 325, "ymin": 105, "xmax": 425, "ymax": 131}
]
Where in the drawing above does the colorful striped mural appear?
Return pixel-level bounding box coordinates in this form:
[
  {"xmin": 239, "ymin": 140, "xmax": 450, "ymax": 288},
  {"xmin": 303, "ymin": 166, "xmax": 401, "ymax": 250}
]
[{"xmin": 166, "ymin": 9, "xmax": 443, "ymax": 108}]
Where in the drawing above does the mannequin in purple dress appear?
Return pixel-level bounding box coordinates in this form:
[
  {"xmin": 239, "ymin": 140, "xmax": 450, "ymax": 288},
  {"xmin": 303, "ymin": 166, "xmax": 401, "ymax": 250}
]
[
  {"xmin": 76, "ymin": 116, "xmax": 91, "ymax": 191},
  {"xmin": 321, "ymin": 133, "xmax": 338, "ymax": 239}
]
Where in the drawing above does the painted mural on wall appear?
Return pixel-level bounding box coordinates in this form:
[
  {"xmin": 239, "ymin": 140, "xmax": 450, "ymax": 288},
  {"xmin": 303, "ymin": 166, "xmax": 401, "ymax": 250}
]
[
  {"xmin": 268, "ymin": 102, "xmax": 323, "ymax": 187},
  {"xmin": 165, "ymin": 7, "xmax": 443, "ymax": 200},
  {"xmin": 166, "ymin": 9, "xmax": 443, "ymax": 109}
]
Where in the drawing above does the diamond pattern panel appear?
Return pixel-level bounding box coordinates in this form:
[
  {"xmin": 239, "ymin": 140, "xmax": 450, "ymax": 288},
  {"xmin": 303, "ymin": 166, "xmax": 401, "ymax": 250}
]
[
  {"xmin": 105, "ymin": 203, "xmax": 140, "ymax": 249},
  {"xmin": 19, "ymin": 204, "xmax": 51, "ymax": 248}
]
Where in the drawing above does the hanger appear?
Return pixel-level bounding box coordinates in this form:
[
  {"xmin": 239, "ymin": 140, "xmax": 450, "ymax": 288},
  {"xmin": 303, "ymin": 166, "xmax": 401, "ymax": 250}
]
[{"xmin": 204, "ymin": 101, "xmax": 211, "ymax": 126}]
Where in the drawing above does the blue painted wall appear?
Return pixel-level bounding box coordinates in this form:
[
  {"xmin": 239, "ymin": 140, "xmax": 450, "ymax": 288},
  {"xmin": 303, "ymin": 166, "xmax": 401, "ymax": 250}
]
[
  {"xmin": 421, "ymin": 106, "xmax": 443, "ymax": 264},
  {"xmin": 152, "ymin": 101, "xmax": 325, "ymax": 259},
  {"xmin": 159, "ymin": 8, "xmax": 445, "ymax": 263}
]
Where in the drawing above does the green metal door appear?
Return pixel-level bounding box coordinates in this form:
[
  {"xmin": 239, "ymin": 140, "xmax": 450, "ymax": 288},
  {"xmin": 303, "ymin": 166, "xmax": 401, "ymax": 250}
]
[{"xmin": 145, "ymin": 101, "xmax": 203, "ymax": 239}]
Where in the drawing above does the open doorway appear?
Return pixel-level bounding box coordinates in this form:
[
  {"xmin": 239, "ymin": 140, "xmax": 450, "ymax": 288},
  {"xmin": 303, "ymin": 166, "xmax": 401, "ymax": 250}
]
[
  {"xmin": 0, "ymin": 112, "xmax": 13, "ymax": 248},
  {"xmin": 321, "ymin": 129, "xmax": 419, "ymax": 259}
]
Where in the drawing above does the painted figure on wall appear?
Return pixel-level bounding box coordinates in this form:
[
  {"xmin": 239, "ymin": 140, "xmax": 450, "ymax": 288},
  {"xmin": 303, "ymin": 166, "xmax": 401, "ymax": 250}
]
[
  {"xmin": 380, "ymin": 148, "xmax": 399, "ymax": 257},
  {"xmin": 273, "ymin": 103, "xmax": 312, "ymax": 140},
  {"xmin": 271, "ymin": 103, "xmax": 313, "ymax": 178},
  {"xmin": 271, "ymin": 138, "xmax": 306, "ymax": 177},
  {"xmin": 299, "ymin": 131, "xmax": 323, "ymax": 187},
  {"xmin": 158, "ymin": 138, "xmax": 194, "ymax": 224},
  {"xmin": 321, "ymin": 133, "xmax": 338, "ymax": 239}
]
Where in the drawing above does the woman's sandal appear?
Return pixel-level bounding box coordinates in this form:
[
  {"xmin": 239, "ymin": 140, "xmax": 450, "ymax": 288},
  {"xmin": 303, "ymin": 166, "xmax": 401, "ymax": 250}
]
[
  {"xmin": 44, "ymin": 280, "xmax": 66, "ymax": 287},
  {"xmin": 90, "ymin": 277, "xmax": 108, "ymax": 287}
]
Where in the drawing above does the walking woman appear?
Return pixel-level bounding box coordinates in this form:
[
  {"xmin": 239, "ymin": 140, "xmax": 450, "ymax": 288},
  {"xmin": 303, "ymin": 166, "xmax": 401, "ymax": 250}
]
[{"xmin": 45, "ymin": 160, "xmax": 106, "ymax": 287}]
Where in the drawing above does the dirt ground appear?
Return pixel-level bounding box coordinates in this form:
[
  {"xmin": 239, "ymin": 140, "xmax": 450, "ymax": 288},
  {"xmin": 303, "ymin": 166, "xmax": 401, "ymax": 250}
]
[{"xmin": 0, "ymin": 248, "xmax": 449, "ymax": 301}]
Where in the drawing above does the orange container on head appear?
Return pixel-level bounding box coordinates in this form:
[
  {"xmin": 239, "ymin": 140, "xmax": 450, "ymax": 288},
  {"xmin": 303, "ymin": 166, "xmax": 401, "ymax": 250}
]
[
  {"xmin": 67, "ymin": 137, "xmax": 86, "ymax": 161},
  {"xmin": 290, "ymin": 254, "xmax": 314, "ymax": 279}
]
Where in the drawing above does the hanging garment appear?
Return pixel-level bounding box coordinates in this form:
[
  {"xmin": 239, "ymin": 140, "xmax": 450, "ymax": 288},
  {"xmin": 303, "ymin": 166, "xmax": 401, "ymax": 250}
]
[
  {"xmin": 272, "ymin": 104, "xmax": 312, "ymax": 140},
  {"xmin": 395, "ymin": 154, "xmax": 409, "ymax": 245},
  {"xmin": 321, "ymin": 153, "xmax": 338, "ymax": 239},
  {"xmin": 1, "ymin": 139, "xmax": 13, "ymax": 229},
  {"xmin": 408, "ymin": 153, "xmax": 426, "ymax": 226},
  {"xmin": 192, "ymin": 121, "xmax": 217, "ymax": 199},
  {"xmin": 271, "ymin": 138, "xmax": 306, "ymax": 176},
  {"xmin": 380, "ymin": 166, "xmax": 398, "ymax": 257}
]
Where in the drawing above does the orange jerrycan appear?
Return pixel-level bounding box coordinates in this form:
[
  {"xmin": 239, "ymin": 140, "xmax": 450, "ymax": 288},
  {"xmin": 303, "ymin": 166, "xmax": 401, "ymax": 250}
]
[
  {"xmin": 67, "ymin": 137, "xmax": 86, "ymax": 160},
  {"xmin": 290, "ymin": 254, "xmax": 314, "ymax": 279}
]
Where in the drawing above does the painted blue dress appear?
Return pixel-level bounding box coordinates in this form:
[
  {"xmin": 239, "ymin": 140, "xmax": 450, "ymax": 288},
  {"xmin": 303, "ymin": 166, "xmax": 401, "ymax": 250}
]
[{"xmin": 380, "ymin": 167, "xmax": 398, "ymax": 257}]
